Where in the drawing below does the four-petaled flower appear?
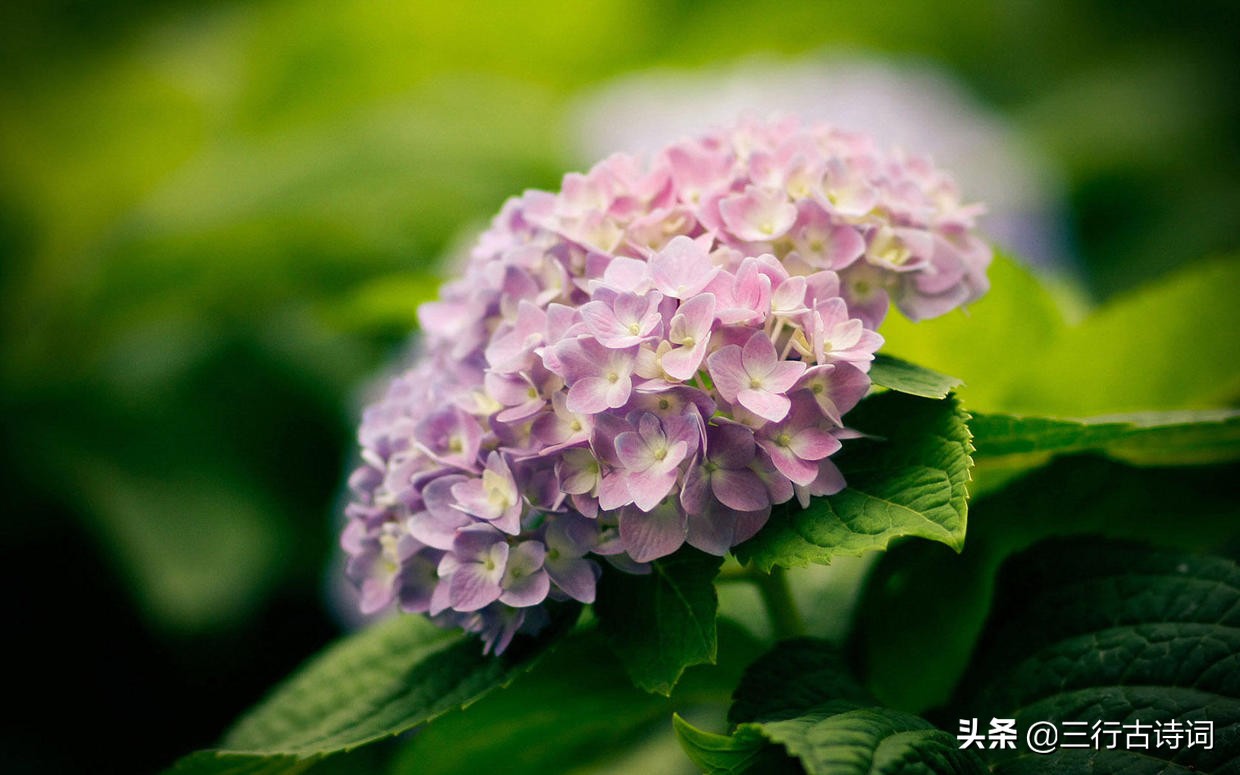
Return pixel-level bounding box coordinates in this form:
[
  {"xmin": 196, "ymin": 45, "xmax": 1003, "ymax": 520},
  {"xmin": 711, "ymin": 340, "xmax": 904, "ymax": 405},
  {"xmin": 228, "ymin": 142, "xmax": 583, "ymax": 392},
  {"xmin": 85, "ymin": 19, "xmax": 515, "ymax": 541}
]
[{"xmin": 708, "ymin": 331, "xmax": 807, "ymax": 422}]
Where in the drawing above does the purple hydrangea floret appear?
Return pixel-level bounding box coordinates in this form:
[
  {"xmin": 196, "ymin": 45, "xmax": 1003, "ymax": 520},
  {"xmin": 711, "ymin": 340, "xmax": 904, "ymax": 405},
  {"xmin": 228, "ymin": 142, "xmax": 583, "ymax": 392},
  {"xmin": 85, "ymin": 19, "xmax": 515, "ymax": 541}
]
[{"xmin": 343, "ymin": 116, "xmax": 991, "ymax": 652}]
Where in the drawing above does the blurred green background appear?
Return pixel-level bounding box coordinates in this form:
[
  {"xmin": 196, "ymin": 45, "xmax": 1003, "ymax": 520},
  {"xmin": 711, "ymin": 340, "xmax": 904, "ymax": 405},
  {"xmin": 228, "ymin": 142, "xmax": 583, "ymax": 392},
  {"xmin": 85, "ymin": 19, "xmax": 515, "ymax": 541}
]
[{"xmin": 0, "ymin": 1, "xmax": 1236, "ymax": 772}]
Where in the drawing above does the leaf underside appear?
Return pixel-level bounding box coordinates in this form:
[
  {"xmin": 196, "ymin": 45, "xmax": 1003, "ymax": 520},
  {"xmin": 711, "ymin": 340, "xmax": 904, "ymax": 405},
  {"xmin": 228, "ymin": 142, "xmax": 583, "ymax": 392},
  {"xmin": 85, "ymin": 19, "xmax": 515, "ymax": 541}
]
[{"xmin": 594, "ymin": 549, "xmax": 723, "ymax": 696}]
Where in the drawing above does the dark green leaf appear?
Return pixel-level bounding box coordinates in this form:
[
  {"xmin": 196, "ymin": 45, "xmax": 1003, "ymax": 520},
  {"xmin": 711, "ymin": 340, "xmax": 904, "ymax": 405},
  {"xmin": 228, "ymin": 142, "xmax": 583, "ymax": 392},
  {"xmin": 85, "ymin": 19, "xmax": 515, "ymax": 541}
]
[
  {"xmin": 870, "ymin": 354, "xmax": 963, "ymax": 399},
  {"xmin": 728, "ymin": 638, "xmax": 872, "ymax": 725},
  {"xmin": 736, "ymin": 392, "xmax": 973, "ymax": 571},
  {"xmin": 390, "ymin": 620, "xmax": 764, "ymax": 774},
  {"xmin": 673, "ymin": 714, "xmax": 789, "ymax": 775},
  {"xmin": 679, "ymin": 639, "xmax": 984, "ymax": 774},
  {"xmin": 755, "ymin": 705, "xmax": 985, "ymax": 775},
  {"xmin": 677, "ymin": 704, "xmax": 984, "ymax": 775},
  {"xmin": 167, "ymin": 753, "xmax": 312, "ymax": 775},
  {"xmin": 594, "ymin": 549, "xmax": 723, "ymax": 696},
  {"xmin": 854, "ymin": 456, "xmax": 1240, "ymax": 713},
  {"xmin": 165, "ymin": 610, "xmax": 574, "ymax": 773},
  {"xmin": 953, "ymin": 538, "xmax": 1240, "ymax": 774}
]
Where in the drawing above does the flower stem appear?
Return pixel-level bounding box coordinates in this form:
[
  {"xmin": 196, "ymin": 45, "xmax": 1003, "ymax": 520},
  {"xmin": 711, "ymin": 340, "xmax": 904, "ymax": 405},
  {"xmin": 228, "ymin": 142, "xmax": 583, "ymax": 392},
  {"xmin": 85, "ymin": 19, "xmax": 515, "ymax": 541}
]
[{"xmin": 754, "ymin": 566, "xmax": 804, "ymax": 640}]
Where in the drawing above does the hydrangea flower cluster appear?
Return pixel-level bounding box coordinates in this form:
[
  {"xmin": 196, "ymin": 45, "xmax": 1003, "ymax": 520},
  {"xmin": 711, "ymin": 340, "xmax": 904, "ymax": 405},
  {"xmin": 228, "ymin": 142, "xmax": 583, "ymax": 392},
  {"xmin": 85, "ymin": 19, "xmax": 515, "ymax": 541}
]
[{"xmin": 343, "ymin": 116, "xmax": 990, "ymax": 653}]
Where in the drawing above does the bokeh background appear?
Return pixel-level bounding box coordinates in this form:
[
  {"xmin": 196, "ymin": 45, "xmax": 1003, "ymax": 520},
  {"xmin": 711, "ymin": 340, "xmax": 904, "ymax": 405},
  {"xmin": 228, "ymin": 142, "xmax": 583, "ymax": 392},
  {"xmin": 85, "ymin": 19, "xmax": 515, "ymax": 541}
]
[{"xmin": 1, "ymin": 1, "xmax": 1236, "ymax": 772}]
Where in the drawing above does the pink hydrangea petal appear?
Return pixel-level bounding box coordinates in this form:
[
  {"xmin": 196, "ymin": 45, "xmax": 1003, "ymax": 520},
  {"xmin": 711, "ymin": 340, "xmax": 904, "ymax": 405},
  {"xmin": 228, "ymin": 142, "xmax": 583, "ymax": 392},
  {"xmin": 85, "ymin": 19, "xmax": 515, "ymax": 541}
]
[
  {"xmin": 603, "ymin": 376, "xmax": 633, "ymax": 408},
  {"xmin": 705, "ymin": 345, "xmax": 746, "ymax": 402},
  {"xmin": 824, "ymin": 225, "xmax": 866, "ymax": 269},
  {"xmin": 807, "ymin": 458, "xmax": 847, "ymax": 497},
  {"xmin": 358, "ymin": 576, "xmax": 397, "ymax": 615},
  {"xmin": 708, "ymin": 423, "xmax": 757, "ymax": 469},
  {"xmin": 500, "ymin": 570, "xmax": 550, "ymax": 608},
  {"xmin": 789, "ymin": 428, "xmax": 842, "ymax": 461},
  {"xmin": 731, "ymin": 509, "xmax": 770, "ymax": 545},
  {"xmin": 566, "ymin": 377, "xmax": 612, "ymax": 414},
  {"xmin": 626, "ymin": 467, "xmax": 680, "ymax": 512},
  {"xmin": 758, "ymin": 439, "xmax": 819, "ymax": 486},
  {"xmin": 752, "ymin": 452, "xmax": 795, "ymax": 504},
  {"xmin": 345, "ymin": 116, "xmax": 993, "ymax": 653},
  {"xmin": 597, "ymin": 471, "xmax": 634, "ymax": 510},
  {"xmin": 711, "ymin": 468, "xmax": 770, "ymax": 512},
  {"xmin": 619, "ymin": 503, "xmax": 687, "ymax": 563},
  {"xmin": 719, "ymin": 186, "xmax": 798, "ymax": 242},
  {"xmin": 651, "ymin": 235, "xmax": 719, "ymax": 298},
  {"xmin": 685, "ymin": 508, "xmax": 734, "ymax": 556},
  {"xmin": 738, "ymin": 388, "xmax": 791, "ymax": 423},
  {"xmin": 544, "ymin": 557, "xmax": 598, "ymax": 604},
  {"xmin": 680, "ymin": 460, "xmax": 711, "ymax": 514},
  {"xmin": 740, "ymin": 330, "xmax": 778, "ymax": 375},
  {"xmin": 765, "ymin": 360, "xmax": 808, "ymax": 393},
  {"xmin": 614, "ymin": 430, "xmax": 653, "ymax": 470},
  {"xmin": 449, "ymin": 564, "xmax": 505, "ymax": 612},
  {"xmin": 660, "ymin": 342, "xmax": 707, "ymax": 382}
]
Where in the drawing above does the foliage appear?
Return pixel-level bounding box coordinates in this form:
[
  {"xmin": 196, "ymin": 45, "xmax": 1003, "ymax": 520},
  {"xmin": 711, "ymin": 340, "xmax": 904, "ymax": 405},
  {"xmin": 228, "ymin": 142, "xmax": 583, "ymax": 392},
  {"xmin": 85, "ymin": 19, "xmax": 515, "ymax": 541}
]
[
  {"xmin": 159, "ymin": 254, "xmax": 1240, "ymax": 774},
  {"xmin": 1, "ymin": 0, "xmax": 1237, "ymax": 770}
]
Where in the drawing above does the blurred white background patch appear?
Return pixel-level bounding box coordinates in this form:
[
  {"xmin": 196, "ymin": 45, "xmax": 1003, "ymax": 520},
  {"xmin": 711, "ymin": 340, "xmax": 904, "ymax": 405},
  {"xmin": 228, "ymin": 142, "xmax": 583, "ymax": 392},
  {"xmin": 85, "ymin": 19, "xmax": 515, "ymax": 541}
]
[{"xmin": 568, "ymin": 54, "xmax": 1071, "ymax": 273}]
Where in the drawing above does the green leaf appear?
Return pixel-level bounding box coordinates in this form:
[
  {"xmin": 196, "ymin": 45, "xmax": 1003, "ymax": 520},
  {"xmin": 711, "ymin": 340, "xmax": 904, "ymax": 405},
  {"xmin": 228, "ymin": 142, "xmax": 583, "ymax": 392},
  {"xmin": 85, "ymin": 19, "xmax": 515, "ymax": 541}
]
[
  {"xmin": 678, "ymin": 639, "xmax": 985, "ymax": 774},
  {"xmin": 877, "ymin": 252, "xmax": 1070, "ymax": 413},
  {"xmin": 673, "ymin": 715, "xmax": 790, "ymax": 775},
  {"xmin": 969, "ymin": 409, "xmax": 1240, "ymax": 497},
  {"xmin": 752, "ymin": 706, "xmax": 986, "ymax": 775},
  {"xmin": 854, "ymin": 456, "xmax": 1240, "ymax": 713},
  {"xmin": 165, "ymin": 610, "xmax": 574, "ymax": 774},
  {"xmin": 1015, "ymin": 255, "xmax": 1240, "ymax": 414},
  {"xmin": 390, "ymin": 620, "xmax": 765, "ymax": 775},
  {"xmin": 952, "ymin": 538, "xmax": 1240, "ymax": 774},
  {"xmin": 390, "ymin": 629, "xmax": 667, "ymax": 775},
  {"xmin": 736, "ymin": 392, "xmax": 973, "ymax": 572},
  {"xmin": 880, "ymin": 253, "xmax": 1240, "ymax": 416},
  {"xmin": 972, "ymin": 409, "xmax": 1240, "ymax": 465},
  {"xmin": 869, "ymin": 354, "xmax": 963, "ymax": 399},
  {"xmin": 594, "ymin": 549, "xmax": 723, "ymax": 696},
  {"xmin": 728, "ymin": 638, "xmax": 872, "ymax": 725}
]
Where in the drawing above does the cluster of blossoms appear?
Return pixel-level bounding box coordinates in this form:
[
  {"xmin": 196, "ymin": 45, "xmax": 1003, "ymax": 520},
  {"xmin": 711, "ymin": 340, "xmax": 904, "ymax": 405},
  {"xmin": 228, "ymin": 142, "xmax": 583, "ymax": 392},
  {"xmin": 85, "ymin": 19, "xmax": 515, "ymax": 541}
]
[{"xmin": 343, "ymin": 116, "xmax": 990, "ymax": 652}]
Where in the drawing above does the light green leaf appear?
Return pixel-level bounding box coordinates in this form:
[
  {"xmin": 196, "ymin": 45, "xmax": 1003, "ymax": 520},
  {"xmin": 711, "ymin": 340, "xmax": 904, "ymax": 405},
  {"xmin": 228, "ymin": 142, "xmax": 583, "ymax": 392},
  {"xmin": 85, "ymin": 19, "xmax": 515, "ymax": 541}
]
[
  {"xmin": 167, "ymin": 753, "xmax": 312, "ymax": 775},
  {"xmin": 972, "ymin": 409, "xmax": 1240, "ymax": 464},
  {"xmin": 969, "ymin": 409, "xmax": 1240, "ymax": 496},
  {"xmin": 594, "ymin": 549, "xmax": 723, "ymax": 696},
  {"xmin": 673, "ymin": 715, "xmax": 784, "ymax": 775},
  {"xmin": 736, "ymin": 392, "xmax": 973, "ymax": 572},
  {"xmin": 877, "ymin": 252, "xmax": 1069, "ymax": 413},
  {"xmin": 854, "ymin": 456, "xmax": 1240, "ymax": 713},
  {"xmin": 1015, "ymin": 255, "xmax": 1240, "ymax": 414},
  {"xmin": 869, "ymin": 354, "xmax": 963, "ymax": 399},
  {"xmin": 880, "ymin": 253, "xmax": 1240, "ymax": 416},
  {"xmin": 953, "ymin": 538, "xmax": 1240, "ymax": 774},
  {"xmin": 165, "ymin": 611, "xmax": 573, "ymax": 773}
]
